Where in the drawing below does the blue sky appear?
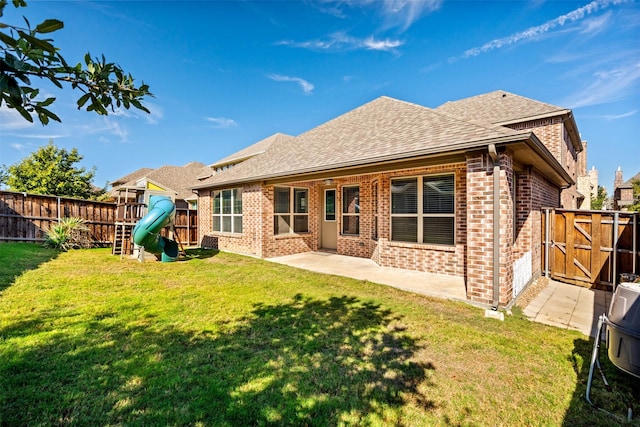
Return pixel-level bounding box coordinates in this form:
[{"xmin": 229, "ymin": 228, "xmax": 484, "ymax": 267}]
[{"xmin": 1, "ymin": 0, "xmax": 638, "ymax": 196}]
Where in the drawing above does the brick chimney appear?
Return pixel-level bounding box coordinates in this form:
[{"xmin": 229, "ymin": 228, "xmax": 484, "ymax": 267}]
[{"xmin": 614, "ymin": 167, "xmax": 623, "ymax": 190}]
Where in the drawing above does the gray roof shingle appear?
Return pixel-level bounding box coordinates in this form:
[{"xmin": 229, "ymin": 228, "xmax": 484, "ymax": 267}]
[
  {"xmin": 435, "ymin": 90, "xmax": 569, "ymax": 125},
  {"xmin": 110, "ymin": 167, "xmax": 154, "ymax": 186},
  {"xmin": 210, "ymin": 133, "xmax": 291, "ymax": 168},
  {"xmin": 112, "ymin": 162, "xmax": 206, "ymax": 200},
  {"xmin": 195, "ymin": 96, "xmax": 526, "ymax": 188}
]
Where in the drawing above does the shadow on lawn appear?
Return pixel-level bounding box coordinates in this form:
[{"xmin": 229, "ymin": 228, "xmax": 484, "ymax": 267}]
[
  {"xmin": 0, "ymin": 294, "xmax": 435, "ymax": 425},
  {"xmin": 563, "ymin": 337, "xmax": 640, "ymax": 427},
  {"xmin": 0, "ymin": 243, "xmax": 59, "ymax": 292}
]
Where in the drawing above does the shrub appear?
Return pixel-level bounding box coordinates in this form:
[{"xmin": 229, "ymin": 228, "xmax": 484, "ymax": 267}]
[{"xmin": 44, "ymin": 217, "xmax": 91, "ymax": 251}]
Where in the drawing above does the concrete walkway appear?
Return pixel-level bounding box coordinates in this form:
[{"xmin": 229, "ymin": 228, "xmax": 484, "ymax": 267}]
[
  {"xmin": 522, "ymin": 279, "xmax": 611, "ymax": 337},
  {"xmin": 267, "ymin": 252, "xmax": 610, "ymax": 337}
]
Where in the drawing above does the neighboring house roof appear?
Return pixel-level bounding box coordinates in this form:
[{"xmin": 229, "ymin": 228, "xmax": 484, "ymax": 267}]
[
  {"xmin": 209, "ymin": 133, "xmax": 291, "ymax": 169},
  {"xmin": 193, "ymin": 96, "xmax": 573, "ymax": 190},
  {"xmin": 196, "ymin": 165, "xmax": 215, "ymax": 181},
  {"xmin": 435, "ymin": 90, "xmax": 583, "ymax": 152},
  {"xmin": 622, "ymin": 172, "xmax": 640, "ymax": 188},
  {"xmin": 110, "ymin": 168, "xmax": 154, "ymax": 187},
  {"xmin": 111, "ymin": 162, "xmax": 206, "ymax": 200}
]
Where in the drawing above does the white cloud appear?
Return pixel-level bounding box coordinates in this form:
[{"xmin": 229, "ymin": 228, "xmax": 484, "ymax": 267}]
[
  {"xmin": 268, "ymin": 74, "xmax": 315, "ymax": 94},
  {"xmin": 0, "ymin": 105, "xmax": 36, "ymax": 131},
  {"xmin": 601, "ymin": 110, "xmax": 638, "ymax": 120},
  {"xmin": 459, "ymin": 0, "xmax": 628, "ymax": 59},
  {"xmin": 205, "ymin": 117, "xmax": 238, "ymax": 129},
  {"xmin": 277, "ymin": 32, "xmax": 403, "ymax": 53},
  {"xmin": 561, "ymin": 61, "xmax": 640, "ymax": 108},
  {"xmin": 377, "ymin": 0, "xmax": 443, "ymax": 31},
  {"xmin": 109, "ymin": 101, "xmax": 163, "ymax": 125},
  {"xmin": 580, "ymin": 10, "xmax": 613, "ymax": 35},
  {"xmin": 312, "ymin": 0, "xmax": 441, "ymax": 31},
  {"xmin": 363, "ymin": 36, "xmax": 403, "ymax": 51}
]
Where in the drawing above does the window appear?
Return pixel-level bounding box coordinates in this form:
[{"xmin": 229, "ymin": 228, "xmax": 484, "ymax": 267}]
[
  {"xmin": 342, "ymin": 186, "xmax": 360, "ymax": 235},
  {"xmin": 274, "ymin": 187, "xmax": 308, "ymax": 235},
  {"xmin": 212, "ymin": 188, "xmax": 242, "ymax": 234},
  {"xmin": 325, "ymin": 189, "xmax": 336, "ymax": 221},
  {"xmin": 391, "ymin": 174, "xmax": 455, "ymax": 245}
]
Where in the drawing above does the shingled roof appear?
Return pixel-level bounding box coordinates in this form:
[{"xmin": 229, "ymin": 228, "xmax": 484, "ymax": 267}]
[
  {"xmin": 110, "ymin": 167, "xmax": 154, "ymax": 187},
  {"xmin": 111, "ymin": 162, "xmax": 205, "ymax": 200},
  {"xmin": 436, "ymin": 90, "xmax": 583, "ymax": 153},
  {"xmin": 435, "ymin": 90, "xmax": 569, "ymax": 125},
  {"xmin": 621, "ymin": 171, "xmax": 640, "ymax": 189},
  {"xmin": 210, "ymin": 133, "xmax": 292, "ymax": 168},
  {"xmin": 194, "ymin": 96, "xmax": 537, "ymax": 188}
]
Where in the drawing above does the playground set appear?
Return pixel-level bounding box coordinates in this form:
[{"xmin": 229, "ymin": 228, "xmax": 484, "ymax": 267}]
[{"xmin": 111, "ymin": 186, "xmax": 183, "ymax": 262}]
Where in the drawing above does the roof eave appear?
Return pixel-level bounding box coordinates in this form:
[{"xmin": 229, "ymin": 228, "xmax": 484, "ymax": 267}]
[
  {"xmin": 208, "ymin": 151, "xmax": 266, "ymax": 169},
  {"xmin": 497, "ymin": 109, "xmax": 583, "ymax": 153},
  {"xmin": 193, "ymin": 132, "xmax": 568, "ymax": 190},
  {"xmin": 512, "ymin": 134, "xmax": 574, "ymax": 187}
]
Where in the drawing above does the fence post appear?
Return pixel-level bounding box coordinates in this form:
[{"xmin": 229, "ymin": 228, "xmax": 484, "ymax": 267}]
[
  {"xmin": 544, "ymin": 208, "xmax": 550, "ymax": 277},
  {"xmin": 612, "ymin": 212, "xmax": 619, "ymax": 291},
  {"xmin": 56, "ymin": 196, "xmax": 61, "ymax": 223},
  {"xmin": 634, "ymin": 212, "xmax": 637, "ymax": 274}
]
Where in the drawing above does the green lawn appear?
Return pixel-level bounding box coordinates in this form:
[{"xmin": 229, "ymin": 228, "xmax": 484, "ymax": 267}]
[{"xmin": 0, "ymin": 243, "xmax": 638, "ymax": 426}]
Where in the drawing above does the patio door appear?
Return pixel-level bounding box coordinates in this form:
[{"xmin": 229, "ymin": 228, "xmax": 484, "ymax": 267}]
[{"xmin": 321, "ymin": 188, "xmax": 337, "ymax": 250}]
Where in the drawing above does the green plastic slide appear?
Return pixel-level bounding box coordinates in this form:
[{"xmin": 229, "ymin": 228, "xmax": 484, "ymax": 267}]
[{"xmin": 132, "ymin": 195, "xmax": 179, "ymax": 262}]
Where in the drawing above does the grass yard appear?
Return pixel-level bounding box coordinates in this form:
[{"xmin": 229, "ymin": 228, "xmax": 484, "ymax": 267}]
[{"xmin": 0, "ymin": 243, "xmax": 638, "ymax": 426}]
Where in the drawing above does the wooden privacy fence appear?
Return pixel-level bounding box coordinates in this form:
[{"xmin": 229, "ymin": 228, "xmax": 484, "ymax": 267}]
[
  {"xmin": 0, "ymin": 190, "xmax": 115, "ymax": 244},
  {"xmin": 0, "ymin": 190, "xmax": 198, "ymax": 247},
  {"xmin": 542, "ymin": 208, "xmax": 639, "ymax": 289}
]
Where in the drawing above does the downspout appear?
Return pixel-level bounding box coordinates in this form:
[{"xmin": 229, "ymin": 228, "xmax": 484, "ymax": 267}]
[{"xmin": 488, "ymin": 144, "xmax": 500, "ymax": 310}]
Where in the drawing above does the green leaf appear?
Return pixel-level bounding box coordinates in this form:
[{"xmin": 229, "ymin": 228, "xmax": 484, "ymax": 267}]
[
  {"xmin": 0, "ymin": 74, "xmax": 10, "ymax": 92},
  {"xmin": 76, "ymin": 92, "xmax": 91, "ymax": 109},
  {"xmin": 40, "ymin": 97, "xmax": 55, "ymax": 107},
  {"xmin": 0, "ymin": 31, "xmax": 18, "ymax": 48},
  {"xmin": 14, "ymin": 105, "xmax": 33, "ymax": 122},
  {"xmin": 44, "ymin": 108, "xmax": 61, "ymax": 122},
  {"xmin": 21, "ymin": 33, "xmax": 56, "ymax": 53},
  {"xmin": 35, "ymin": 19, "xmax": 63, "ymax": 34}
]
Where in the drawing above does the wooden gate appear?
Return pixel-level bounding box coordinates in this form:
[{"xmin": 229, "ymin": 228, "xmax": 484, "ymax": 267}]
[{"xmin": 542, "ymin": 209, "xmax": 639, "ymax": 289}]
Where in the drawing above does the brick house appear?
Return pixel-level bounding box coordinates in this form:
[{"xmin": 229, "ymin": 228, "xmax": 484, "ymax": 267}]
[
  {"xmin": 613, "ymin": 168, "xmax": 640, "ymax": 211},
  {"xmin": 193, "ymin": 90, "xmax": 583, "ymax": 308},
  {"xmin": 110, "ymin": 162, "xmax": 206, "ymax": 210}
]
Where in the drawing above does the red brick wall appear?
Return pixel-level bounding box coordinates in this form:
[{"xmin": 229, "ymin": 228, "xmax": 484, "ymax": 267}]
[
  {"xmin": 261, "ymin": 182, "xmax": 318, "ymax": 258},
  {"xmin": 197, "ymin": 190, "xmax": 212, "ymax": 247},
  {"xmin": 465, "ymin": 150, "xmax": 515, "ymax": 306},
  {"xmin": 374, "ymin": 163, "xmax": 467, "ymax": 277},
  {"xmin": 198, "ymin": 164, "xmax": 467, "ymax": 277},
  {"xmin": 507, "ymin": 118, "xmax": 579, "ymax": 209},
  {"xmin": 196, "ymin": 154, "xmax": 560, "ymax": 307},
  {"xmin": 199, "ymin": 185, "xmax": 264, "ymax": 256}
]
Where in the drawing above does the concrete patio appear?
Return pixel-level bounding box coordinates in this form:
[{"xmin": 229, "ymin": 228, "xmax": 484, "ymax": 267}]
[
  {"xmin": 522, "ymin": 279, "xmax": 612, "ymax": 337},
  {"xmin": 268, "ymin": 251, "xmax": 612, "ymax": 337},
  {"xmin": 268, "ymin": 251, "xmax": 468, "ymax": 301}
]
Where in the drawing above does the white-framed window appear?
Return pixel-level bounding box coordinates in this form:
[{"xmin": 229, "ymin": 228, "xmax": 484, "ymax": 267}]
[
  {"xmin": 274, "ymin": 187, "xmax": 309, "ymax": 235},
  {"xmin": 342, "ymin": 186, "xmax": 360, "ymax": 235},
  {"xmin": 391, "ymin": 174, "xmax": 455, "ymax": 245},
  {"xmin": 212, "ymin": 188, "xmax": 242, "ymax": 234}
]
